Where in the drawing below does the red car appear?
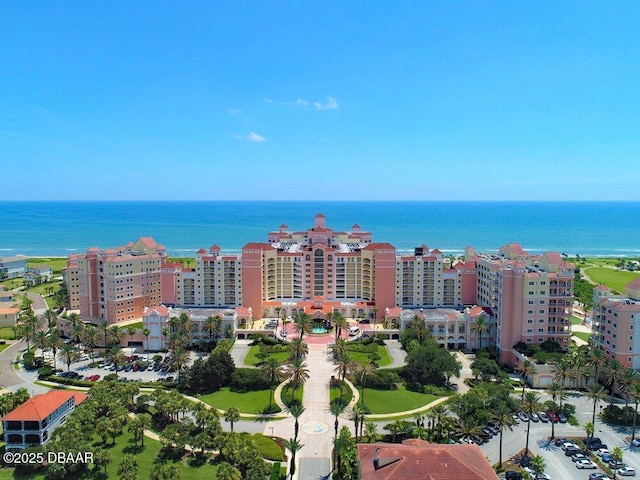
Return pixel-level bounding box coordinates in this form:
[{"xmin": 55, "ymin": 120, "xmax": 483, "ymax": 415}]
[{"xmin": 546, "ymin": 411, "xmax": 559, "ymax": 423}]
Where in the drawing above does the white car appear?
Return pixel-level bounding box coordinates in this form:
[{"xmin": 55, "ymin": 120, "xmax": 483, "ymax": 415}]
[
  {"xmin": 632, "ymin": 438, "xmax": 640, "ymax": 447},
  {"xmin": 596, "ymin": 448, "xmax": 610, "ymax": 457},
  {"xmin": 619, "ymin": 467, "xmax": 637, "ymax": 476},
  {"xmin": 575, "ymin": 460, "xmax": 597, "ymax": 469}
]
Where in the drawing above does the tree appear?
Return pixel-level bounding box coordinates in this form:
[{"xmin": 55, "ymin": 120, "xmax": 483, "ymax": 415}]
[
  {"xmin": 142, "ymin": 327, "xmax": 151, "ymax": 361},
  {"xmin": 612, "ymin": 447, "xmax": 624, "ymax": 480},
  {"xmin": 82, "ymin": 325, "xmax": 100, "ymax": 364},
  {"xmin": 66, "ymin": 312, "xmax": 83, "ymax": 343},
  {"xmin": 357, "ymin": 362, "xmax": 377, "ymax": 412},
  {"xmin": 34, "ymin": 330, "xmax": 49, "ymax": 362},
  {"xmin": 329, "ymin": 400, "xmax": 346, "ymax": 466},
  {"xmin": 126, "ymin": 326, "xmax": 136, "ymax": 347},
  {"xmin": 516, "ymin": 360, "xmax": 538, "ymax": 400},
  {"xmin": 204, "ymin": 315, "xmax": 221, "ymax": 348},
  {"xmin": 106, "ymin": 345, "xmax": 126, "ymax": 372},
  {"xmin": 93, "ymin": 449, "xmax": 112, "ymax": 475},
  {"xmin": 283, "ymin": 438, "xmax": 303, "ymax": 478},
  {"xmin": 294, "ymin": 311, "xmax": 311, "ymax": 340},
  {"xmin": 116, "ymin": 454, "xmax": 138, "ymax": 480},
  {"xmin": 150, "ymin": 463, "xmax": 181, "ymax": 480},
  {"xmin": 628, "ymin": 380, "xmax": 640, "ymax": 441},
  {"xmin": 47, "ymin": 329, "xmax": 62, "ymax": 368},
  {"xmin": 351, "ymin": 404, "xmax": 363, "ymax": 443},
  {"xmin": 585, "ymin": 382, "xmax": 607, "ymax": 439},
  {"xmin": 604, "ymin": 359, "xmax": 624, "ymax": 405},
  {"xmin": 529, "ymin": 454, "xmax": 546, "ymax": 475},
  {"xmin": 128, "ymin": 416, "xmax": 145, "ymax": 447},
  {"xmin": 289, "ymin": 403, "xmax": 305, "ymax": 441},
  {"xmin": 521, "ymin": 392, "xmax": 541, "ymax": 456},
  {"xmin": 42, "ymin": 309, "xmax": 58, "ymax": 332},
  {"xmin": 108, "ymin": 325, "xmax": 122, "ymax": 347},
  {"xmin": 100, "ymin": 320, "xmax": 110, "ymax": 348},
  {"xmin": 364, "ymin": 422, "xmax": 378, "ymax": 443},
  {"xmin": 545, "ymin": 381, "xmax": 565, "ymax": 439},
  {"xmin": 493, "ymin": 408, "xmax": 515, "ymax": 466},
  {"xmin": 588, "ymin": 347, "xmax": 607, "ymax": 385},
  {"xmin": 289, "ymin": 337, "xmax": 308, "ymax": 360},
  {"xmin": 287, "ymin": 357, "xmax": 309, "ymax": 403},
  {"xmin": 60, "ymin": 343, "xmax": 77, "ymax": 372},
  {"xmin": 470, "ymin": 315, "xmax": 490, "ymax": 349},
  {"xmin": 224, "ymin": 406, "xmax": 240, "ymax": 432},
  {"xmin": 261, "ymin": 357, "xmax": 285, "ymax": 410}
]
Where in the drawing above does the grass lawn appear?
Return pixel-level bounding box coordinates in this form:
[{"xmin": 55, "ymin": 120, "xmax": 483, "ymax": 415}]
[
  {"xmin": 0, "ymin": 431, "xmax": 221, "ymax": 480},
  {"xmin": 0, "ymin": 344, "xmax": 11, "ymax": 353},
  {"xmin": 573, "ymin": 331, "xmax": 591, "ymax": 343},
  {"xmin": 28, "ymin": 258, "xmax": 67, "ymax": 273},
  {"xmin": 121, "ymin": 321, "xmax": 143, "ymax": 331},
  {"xmin": 359, "ymin": 385, "xmax": 439, "ymax": 414},
  {"xmin": 0, "ymin": 327, "xmax": 16, "ymax": 340},
  {"xmin": 347, "ymin": 345, "xmax": 392, "ymax": 367},
  {"xmin": 572, "ymin": 315, "xmax": 583, "ymax": 325},
  {"xmin": 583, "ymin": 267, "xmax": 640, "ymax": 293},
  {"xmin": 330, "ymin": 382, "xmax": 355, "ymax": 405},
  {"xmin": 244, "ymin": 345, "xmax": 290, "ymax": 366},
  {"xmin": 199, "ymin": 387, "xmax": 281, "ymax": 414}
]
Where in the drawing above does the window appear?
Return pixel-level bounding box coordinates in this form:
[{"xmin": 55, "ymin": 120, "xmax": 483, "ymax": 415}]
[{"xmin": 527, "ymin": 319, "xmax": 533, "ymax": 324}]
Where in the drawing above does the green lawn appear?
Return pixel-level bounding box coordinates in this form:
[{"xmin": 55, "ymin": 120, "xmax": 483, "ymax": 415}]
[
  {"xmin": 244, "ymin": 345, "xmax": 290, "ymax": 366},
  {"xmin": 280, "ymin": 383, "xmax": 303, "ymax": 407},
  {"xmin": 199, "ymin": 387, "xmax": 281, "ymax": 414},
  {"xmin": 347, "ymin": 345, "xmax": 392, "ymax": 367},
  {"xmin": 572, "ymin": 315, "xmax": 583, "ymax": 325},
  {"xmin": 0, "ymin": 344, "xmax": 11, "ymax": 353},
  {"xmin": 0, "ymin": 327, "xmax": 16, "ymax": 340},
  {"xmin": 573, "ymin": 331, "xmax": 591, "ymax": 343},
  {"xmin": 27, "ymin": 258, "xmax": 67, "ymax": 273},
  {"xmin": 330, "ymin": 382, "xmax": 355, "ymax": 405},
  {"xmin": 358, "ymin": 385, "xmax": 439, "ymax": 414},
  {"xmin": 0, "ymin": 431, "xmax": 221, "ymax": 480},
  {"xmin": 583, "ymin": 267, "xmax": 640, "ymax": 293}
]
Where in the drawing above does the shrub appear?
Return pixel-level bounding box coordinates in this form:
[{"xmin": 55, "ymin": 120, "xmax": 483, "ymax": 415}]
[
  {"xmin": 364, "ymin": 370, "xmax": 402, "ymax": 390},
  {"xmin": 525, "ymin": 344, "xmax": 541, "ymax": 356},
  {"xmin": 250, "ymin": 433, "xmax": 284, "ymax": 461},
  {"xmin": 540, "ymin": 340, "xmax": 563, "ymax": 353},
  {"xmin": 231, "ymin": 368, "xmax": 269, "ymax": 392},
  {"xmin": 38, "ymin": 365, "xmax": 55, "ymax": 378}
]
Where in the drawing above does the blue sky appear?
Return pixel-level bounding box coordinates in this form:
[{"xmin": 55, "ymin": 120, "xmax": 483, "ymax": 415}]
[{"xmin": 2, "ymin": 1, "xmax": 639, "ymax": 201}]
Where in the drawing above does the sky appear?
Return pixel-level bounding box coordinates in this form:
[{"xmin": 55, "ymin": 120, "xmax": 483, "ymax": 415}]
[{"xmin": 1, "ymin": 1, "xmax": 639, "ymax": 201}]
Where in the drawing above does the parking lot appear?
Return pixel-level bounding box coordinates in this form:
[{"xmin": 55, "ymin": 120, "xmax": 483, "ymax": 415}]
[
  {"xmin": 49, "ymin": 351, "xmax": 198, "ymax": 384},
  {"xmin": 480, "ymin": 393, "xmax": 640, "ymax": 479}
]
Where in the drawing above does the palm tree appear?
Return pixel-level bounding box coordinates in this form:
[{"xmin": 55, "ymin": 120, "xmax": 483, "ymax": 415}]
[
  {"xmin": 620, "ymin": 368, "xmax": 639, "ymax": 419},
  {"xmin": 117, "ymin": 454, "xmax": 139, "ymax": 480},
  {"xmin": 106, "ymin": 345, "xmax": 126, "ymax": 372},
  {"xmin": 333, "ymin": 312, "xmax": 348, "ymax": 340},
  {"xmin": 34, "ymin": 330, "xmax": 49, "ymax": 362},
  {"xmin": 360, "ymin": 422, "xmax": 375, "ymax": 444},
  {"xmin": 294, "ymin": 312, "xmax": 311, "ymax": 340},
  {"xmin": 357, "ymin": 362, "xmax": 377, "ymax": 412},
  {"xmin": 329, "ymin": 400, "xmax": 346, "ymax": 466},
  {"xmin": 493, "ymin": 408, "xmax": 515, "ymax": 466},
  {"xmin": 289, "ymin": 403, "xmax": 305, "ymax": 441},
  {"xmin": 47, "ymin": 329, "xmax": 62, "ymax": 368},
  {"xmin": 170, "ymin": 346, "xmax": 190, "ymax": 381},
  {"xmin": 628, "ymin": 381, "xmax": 640, "ymax": 442},
  {"xmin": 41, "ymin": 309, "xmax": 58, "ymax": 333},
  {"xmin": 224, "ymin": 406, "xmax": 240, "ymax": 432},
  {"xmin": 521, "ymin": 392, "xmax": 541, "ymax": 456},
  {"xmin": 612, "ymin": 447, "xmax": 624, "ymax": 480},
  {"xmin": 287, "ymin": 357, "xmax": 310, "ymax": 403},
  {"xmin": 604, "ymin": 359, "xmax": 624, "ymax": 405},
  {"xmin": 203, "ymin": 315, "xmax": 221, "ymax": 348},
  {"xmin": 585, "ymin": 382, "xmax": 607, "ymax": 439},
  {"xmin": 351, "ymin": 404, "xmax": 363, "ymax": 442},
  {"xmin": 82, "ymin": 324, "xmax": 100, "ymax": 364},
  {"xmin": 470, "ymin": 315, "xmax": 489, "ymax": 349},
  {"xmin": 100, "ymin": 320, "xmax": 110, "ymax": 348},
  {"xmin": 431, "ymin": 404, "xmax": 451, "ymax": 443},
  {"xmin": 66, "ymin": 312, "xmax": 83, "ymax": 342},
  {"xmin": 142, "ymin": 327, "xmax": 151, "ymax": 361},
  {"xmin": 588, "ymin": 347, "xmax": 607, "ymax": 385},
  {"xmin": 289, "ymin": 338, "xmax": 309, "ymax": 360},
  {"xmin": 60, "ymin": 343, "xmax": 77, "ymax": 372},
  {"xmin": 516, "ymin": 360, "xmax": 538, "ymax": 400},
  {"xmin": 454, "ymin": 415, "xmax": 482, "ymax": 444},
  {"xmin": 107, "ymin": 325, "xmax": 122, "ymax": 347},
  {"xmin": 529, "ymin": 454, "xmax": 546, "ymax": 475},
  {"xmin": 545, "ymin": 381, "xmax": 564, "ymax": 439},
  {"xmin": 261, "ymin": 357, "xmax": 285, "ymax": 410},
  {"xmin": 283, "ymin": 438, "xmax": 303, "ymax": 478},
  {"xmin": 126, "ymin": 326, "xmax": 136, "ymax": 347}
]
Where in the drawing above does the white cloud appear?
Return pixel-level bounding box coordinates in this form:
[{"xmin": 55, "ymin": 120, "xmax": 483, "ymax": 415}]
[
  {"xmin": 296, "ymin": 99, "xmax": 309, "ymax": 107},
  {"xmin": 235, "ymin": 132, "xmax": 266, "ymax": 143},
  {"xmin": 314, "ymin": 96, "xmax": 339, "ymax": 111}
]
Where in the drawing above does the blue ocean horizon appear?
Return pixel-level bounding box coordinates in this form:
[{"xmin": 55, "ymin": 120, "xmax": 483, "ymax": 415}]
[{"xmin": 1, "ymin": 201, "xmax": 639, "ymax": 258}]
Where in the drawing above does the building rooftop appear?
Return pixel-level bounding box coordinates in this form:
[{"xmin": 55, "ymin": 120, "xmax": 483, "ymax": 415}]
[{"xmin": 1, "ymin": 390, "xmax": 87, "ymax": 422}]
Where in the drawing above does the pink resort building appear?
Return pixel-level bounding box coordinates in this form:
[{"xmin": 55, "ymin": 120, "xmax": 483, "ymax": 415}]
[
  {"xmin": 65, "ymin": 214, "xmax": 574, "ymax": 364},
  {"xmin": 592, "ymin": 278, "xmax": 640, "ymax": 368},
  {"xmin": 65, "ymin": 237, "xmax": 166, "ymax": 324}
]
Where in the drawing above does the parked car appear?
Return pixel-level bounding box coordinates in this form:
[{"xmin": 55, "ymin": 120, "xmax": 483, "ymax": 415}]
[
  {"xmin": 505, "ymin": 471, "xmax": 522, "ymax": 480},
  {"xmin": 553, "ymin": 437, "xmax": 568, "ymax": 447},
  {"xmin": 557, "ymin": 413, "xmax": 568, "ymax": 423},
  {"xmin": 564, "ymin": 447, "xmax": 584, "ymax": 457},
  {"xmin": 530, "ymin": 412, "xmax": 540, "ymax": 422},
  {"xmin": 596, "ymin": 448, "xmax": 610, "ymax": 457},
  {"xmin": 571, "ymin": 453, "xmax": 588, "ymax": 462},
  {"xmin": 546, "ymin": 411, "xmax": 559, "ymax": 423},
  {"xmin": 609, "ymin": 461, "xmax": 625, "ymax": 469},
  {"xmin": 601, "ymin": 453, "xmax": 614, "ymax": 463},
  {"xmin": 533, "ymin": 474, "xmax": 551, "ymax": 480},
  {"xmin": 632, "ymin": 438, "xmax": 640, "ymax": 447},
  {"xmin": 538, "ymin": 411, "xmax": 549, "ymax": 423},
  {"xmin": 512, "ymin": 414, "xmax": 521, "ymax": 424},
  {"xmin": 619, "ymin": 466, "xmax": 637, "ymax": 476},
  {"xmin": 518, "ymin": 412, "xmax": 529, "ymax": 422},
  {"xmin": 575, "ymin": 460, "xmax": 597, "ymax": 469},
  {"xmin": 589, "ymin": 473, "xmax": 609, "ymax": 480},
  {"xmin": 561, "ymin": 442, "xmax": 578, "ymax": 451}
]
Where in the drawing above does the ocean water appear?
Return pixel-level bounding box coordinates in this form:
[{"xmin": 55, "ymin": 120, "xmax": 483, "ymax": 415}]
[{"xmin": 0, "ymin": 201, "xmax": 638, "ymax": 258}]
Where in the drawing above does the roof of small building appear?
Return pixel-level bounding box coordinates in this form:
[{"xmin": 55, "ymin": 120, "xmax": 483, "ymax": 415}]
[
  {"xmin": 1, "ymin": 390, "xmax": 87, "ymax": 422},
  {"xmin": 594, "ymin": 284, "xmax": 610, "ymax": 291},
  {"xmin": 626, "ymin": 277, "xmax": 640, "ymax": 290},
  {"xmin": 358, "ymin": 439, "xmax": 499, "ymax": 480}
]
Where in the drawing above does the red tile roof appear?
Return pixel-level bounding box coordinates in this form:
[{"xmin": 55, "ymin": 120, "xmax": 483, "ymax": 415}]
[
  {"xmin": 358, "ymin": 440, "xmax": 498, "ymax": 480},
  {"xmin": 2, "ymin": 391, "xmax": 87, "ymax": 422},
  {"xmin": 626, "ymin": 277, "xmax": 640, "ymax": 290}
]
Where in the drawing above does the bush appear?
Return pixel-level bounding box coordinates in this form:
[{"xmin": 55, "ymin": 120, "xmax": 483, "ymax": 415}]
[
  {"xmin": 38, "ymin": 365, "xmax": 55, "ymax": 378},
  {"xmin": 250, "ymin": 433, "xmax": 284, "ymax": 461},
  {"xmin": 375, "ymin": 333, "xmax": 389, "ymax": 342},
  {"xmin": 540, "ymin": 340, "xmax": 563, "ymax": 353},
  {"xmin": 231, "ymin": 368, "xmax": 269, "ymax": 392},
  {"xmin": 525, "ymin": 344, "xmax": 541, "ymax": 356},
  {"xmin": 363, "ymin": 370, "xmax": 402, "ymax": 390}
]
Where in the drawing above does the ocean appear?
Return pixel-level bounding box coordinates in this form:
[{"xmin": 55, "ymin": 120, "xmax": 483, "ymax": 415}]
[{"xmin": 0, "ymin": 201, "xmax": 639, "ymax": 258}]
